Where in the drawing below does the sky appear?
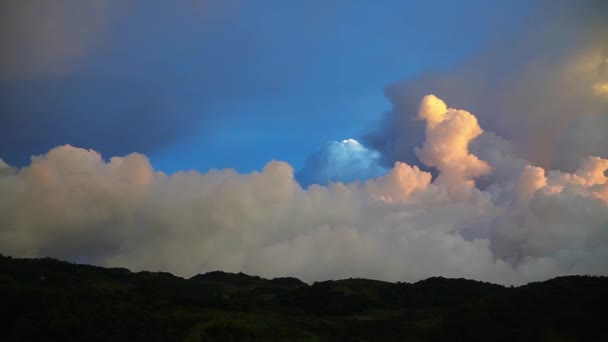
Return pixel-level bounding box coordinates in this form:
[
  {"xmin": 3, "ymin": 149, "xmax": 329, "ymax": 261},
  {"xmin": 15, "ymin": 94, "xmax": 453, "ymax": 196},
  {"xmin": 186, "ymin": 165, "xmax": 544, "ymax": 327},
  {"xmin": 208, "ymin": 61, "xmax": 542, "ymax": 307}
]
[
  {"xmin": 1, "ymin": 0, "xmax": 530, "ymax": 172},
  {"xmin": 1, "ymin": 0, "xmax": 607, "ymax": 284}
]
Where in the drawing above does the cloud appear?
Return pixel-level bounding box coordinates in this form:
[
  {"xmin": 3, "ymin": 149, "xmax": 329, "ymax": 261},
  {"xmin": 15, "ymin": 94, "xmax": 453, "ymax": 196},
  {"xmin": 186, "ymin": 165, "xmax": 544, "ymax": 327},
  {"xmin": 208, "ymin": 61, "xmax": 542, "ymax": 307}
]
[
  {"xmin": 364, "ymin": 0, "xmax": 608, "ymax": 172},
  {"xmin": 0, "ymin": 0, "xmax": 344, "ymax": 164},
  {"xmin": 0, "ymin": 1, "xmax": 110, "ymax": 80},
  {"xmin": 414, "ymin": 95, "xmax": 491, "ymax": 198},
  {"xmin": 296, "ymin": 139, "xmax": 387, "ymax": 187},
  {"xmin": 0, "ymin": 0, "xmax": 548, "ymax": 167},
  {"xmin": 1, "ymin": 95, "xmax": 607, "ymax": 285}
]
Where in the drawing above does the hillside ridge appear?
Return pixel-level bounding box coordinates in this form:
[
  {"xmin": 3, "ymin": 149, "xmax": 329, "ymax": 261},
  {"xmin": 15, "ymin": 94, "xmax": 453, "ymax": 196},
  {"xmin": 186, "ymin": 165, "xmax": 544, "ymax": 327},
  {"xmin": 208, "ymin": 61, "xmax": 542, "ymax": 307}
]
[{"xmin": 2, "ymin": 253, "xmax": 607, "ymax": 341}]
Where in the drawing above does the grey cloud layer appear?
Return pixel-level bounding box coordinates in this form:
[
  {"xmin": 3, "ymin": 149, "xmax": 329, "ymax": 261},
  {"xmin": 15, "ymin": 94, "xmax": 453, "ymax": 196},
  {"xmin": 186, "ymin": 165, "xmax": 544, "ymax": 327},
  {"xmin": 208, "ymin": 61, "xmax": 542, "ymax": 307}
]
[
  {"xmin": 0, "ymin": 0, "xmax": 535, "ymax": 165},
  {"xmin": 0, "ymin": 0, "xmax": 343, "ymax": 163},
  {"xmin": 2, "ymin": 96, "xmax": 606, "ymax": 284},
  {"xmin": 365, "ymin": 0, "xmax": 608, "ymax": 172}
]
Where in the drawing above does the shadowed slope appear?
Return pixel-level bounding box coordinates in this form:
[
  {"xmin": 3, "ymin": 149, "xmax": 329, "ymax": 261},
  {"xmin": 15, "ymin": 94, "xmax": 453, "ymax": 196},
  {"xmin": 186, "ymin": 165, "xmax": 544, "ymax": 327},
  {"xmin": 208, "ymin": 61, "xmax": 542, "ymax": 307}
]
[{"xmin": 1, "ymin": 254, "xmax": 606, "ymax": 341}]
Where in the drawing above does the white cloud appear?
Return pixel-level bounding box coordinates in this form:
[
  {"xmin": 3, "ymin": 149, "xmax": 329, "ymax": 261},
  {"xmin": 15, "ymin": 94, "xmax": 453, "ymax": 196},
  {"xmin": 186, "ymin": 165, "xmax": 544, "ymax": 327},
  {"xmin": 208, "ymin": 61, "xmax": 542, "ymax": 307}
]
[
  {"xmin": 1, "ymin": 96, "xmax": 607, "ymax": 285},
  {"xmin": 415, "ymin": 95, "xmax": 491, "ymax": 199},
  {"xmin": 366, "ymin": 1, "xmax": 608, "ymax": 172},
  {"xmin": 296, "ymin": 138, "xmax": 387, "ymax": 187}
]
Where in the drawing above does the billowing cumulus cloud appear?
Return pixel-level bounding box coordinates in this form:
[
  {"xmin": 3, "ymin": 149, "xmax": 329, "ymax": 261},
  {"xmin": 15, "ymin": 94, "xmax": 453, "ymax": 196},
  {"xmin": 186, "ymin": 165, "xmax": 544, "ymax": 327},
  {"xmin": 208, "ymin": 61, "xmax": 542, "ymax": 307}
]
[
  {"xmin": 365, "ymin": 0, "xmax": 608, "ymax": 173},
  {"xmin": 296, "ymin": 139, "xmax": 387, "ymax": 187},
  {"xmin": 2, "ymin": 95, "xmax": 607, "ymax": 285},
  {"xmin": 415, "ymin": 95, "xmax": 491, "ymax": 198}
]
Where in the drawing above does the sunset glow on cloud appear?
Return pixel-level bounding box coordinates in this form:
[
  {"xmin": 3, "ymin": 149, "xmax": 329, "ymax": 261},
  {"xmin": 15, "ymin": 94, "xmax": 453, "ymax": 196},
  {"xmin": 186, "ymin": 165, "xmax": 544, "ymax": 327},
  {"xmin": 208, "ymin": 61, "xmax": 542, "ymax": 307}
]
[
  {"xmin": 1, "ymin": 0, "xmax": 607, "ymax": 285},
  {"xmin": 1, "ymin": 94, "xmax": 607, "ymax": 284}
]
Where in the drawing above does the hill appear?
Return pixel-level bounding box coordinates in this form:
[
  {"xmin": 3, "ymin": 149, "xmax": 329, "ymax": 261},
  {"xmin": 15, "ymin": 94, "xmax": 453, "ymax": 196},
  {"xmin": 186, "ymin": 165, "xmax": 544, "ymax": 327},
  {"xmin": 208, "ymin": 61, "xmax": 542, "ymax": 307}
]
[{"xmin": 1, "ymin": 254, "xmax": 606, "ymax": 341}]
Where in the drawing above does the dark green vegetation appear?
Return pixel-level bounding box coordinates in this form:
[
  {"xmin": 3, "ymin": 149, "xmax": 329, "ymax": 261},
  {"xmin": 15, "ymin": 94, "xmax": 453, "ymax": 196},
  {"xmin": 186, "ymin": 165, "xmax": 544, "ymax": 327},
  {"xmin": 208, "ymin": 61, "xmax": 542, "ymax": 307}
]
[{"xmin": 1, "ymin": 254, "xmax": 606, "ymax": 341}]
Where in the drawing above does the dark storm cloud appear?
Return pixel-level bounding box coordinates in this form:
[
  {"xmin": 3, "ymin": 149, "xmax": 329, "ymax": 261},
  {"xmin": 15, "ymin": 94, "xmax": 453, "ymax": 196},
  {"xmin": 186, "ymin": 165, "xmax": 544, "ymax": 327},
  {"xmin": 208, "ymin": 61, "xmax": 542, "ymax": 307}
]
[
  {"xmin": 0, "ymin": 78, "xmax": 186, "ymax": 164},
  {"xmin": 0, "ymin": 0, "xmax": 344, "ymax": 164}
]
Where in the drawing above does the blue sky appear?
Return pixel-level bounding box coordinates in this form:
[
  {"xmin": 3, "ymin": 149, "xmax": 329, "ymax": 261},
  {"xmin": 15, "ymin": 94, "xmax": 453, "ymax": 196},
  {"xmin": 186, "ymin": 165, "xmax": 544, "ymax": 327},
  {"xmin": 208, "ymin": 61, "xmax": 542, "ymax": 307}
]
[
  {"xmin": 1, "ymin": 0, "xmax": 532, "ymax": 176},
  {"xmin": 146, "ymin": 0, "xmax": 532, "ymax": 174},
  {"xmin": 2, "ymin": 0, "xmax": 608, "ymax": 283}
]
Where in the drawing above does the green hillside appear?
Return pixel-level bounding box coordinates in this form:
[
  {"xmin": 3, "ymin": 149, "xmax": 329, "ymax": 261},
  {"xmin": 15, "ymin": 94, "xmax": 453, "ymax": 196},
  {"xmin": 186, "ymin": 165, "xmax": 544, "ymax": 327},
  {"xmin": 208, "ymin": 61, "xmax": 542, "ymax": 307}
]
[{"xmin": 1, "ymin": 254, "xmax": 606, "ymax": 341}]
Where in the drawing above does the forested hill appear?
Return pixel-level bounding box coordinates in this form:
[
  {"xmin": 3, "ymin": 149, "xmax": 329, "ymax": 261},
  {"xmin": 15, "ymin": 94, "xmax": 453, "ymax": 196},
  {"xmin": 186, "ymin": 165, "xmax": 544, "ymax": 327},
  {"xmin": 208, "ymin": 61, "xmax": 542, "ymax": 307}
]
[{"xmin": 1, "ymin": 254, "xmax": 607, "ymax": 341}]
